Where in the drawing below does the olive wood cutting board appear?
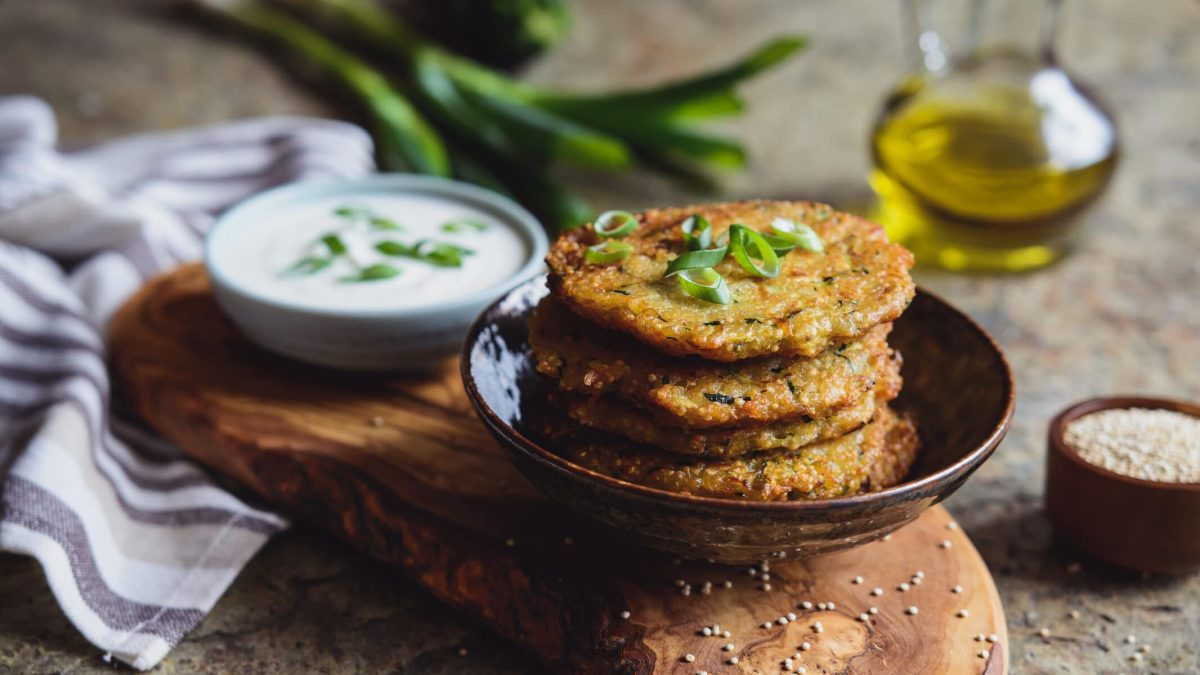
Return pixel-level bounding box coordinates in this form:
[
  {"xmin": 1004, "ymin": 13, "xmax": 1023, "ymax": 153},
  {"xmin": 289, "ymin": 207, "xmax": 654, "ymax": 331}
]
[{"xmin": 109, "ymin": 263, "xmax": 1008, "ymax": 674}]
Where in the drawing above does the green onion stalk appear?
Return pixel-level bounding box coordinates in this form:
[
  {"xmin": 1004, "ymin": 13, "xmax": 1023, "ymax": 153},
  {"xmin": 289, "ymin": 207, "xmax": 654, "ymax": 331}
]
[{"xmin": 192, "ymin": 0, "xmax": 805, "ymax": 231}]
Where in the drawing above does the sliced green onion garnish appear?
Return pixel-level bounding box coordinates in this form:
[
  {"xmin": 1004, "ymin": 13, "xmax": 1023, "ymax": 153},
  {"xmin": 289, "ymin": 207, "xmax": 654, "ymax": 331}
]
[
  {"xmin": 441, "ymin": 217, "xmax": 488, "ymax": 234},
  {"xmin": 664, "ymin": 246, "xmax": 728, "ymax": 276},
  {"xmin": 593, "ymin": 210, "xmax": 638, "ymax": 238},
  {"xmin": 678, "ymin": 267, "xmax": 731, "ymax": 305},
  {"xmin": 332, "ymin": 204, "xmax": 371, "ymax": 220},
  {"xmin": 770, "ymin": 217, "xmax": 824, "ymax": 253},
  {"xmin": 762, "ymin": 233, "xmax": 798, "ymax": 255},
  {"xmin": 585, "ymin": 240, "xmax": 633, "ymax": 264},
  {"xmin": 286, "ymin": 256, "xmax": 331, "ymax": 275},
  {"xmin": 681, "ymin": 214, "xmax": 713, "ymax": 252},
  {"xmin": 321, "ymin": 233, "xmax": 347, "ymax": 255},
  {"xmin": 415, "ymin": 240, "xmax": 473, "ymax": 267},
  {"xmin": 340, "ymin": 263, "xmax": 401, "ymax": 283},
  {"xmin": 729, "ymin": 224, "xmax": 780, "ymax": 278},
  {"xmin": 370, "ymin": 216, "xmax": 404, "ymax": 231}
]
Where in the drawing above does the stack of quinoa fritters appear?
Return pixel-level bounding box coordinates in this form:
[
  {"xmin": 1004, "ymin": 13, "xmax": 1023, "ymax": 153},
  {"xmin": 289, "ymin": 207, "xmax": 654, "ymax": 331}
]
[{"xmin": 532, "ymin": 200, "xmax": 921, "ymax": 501}]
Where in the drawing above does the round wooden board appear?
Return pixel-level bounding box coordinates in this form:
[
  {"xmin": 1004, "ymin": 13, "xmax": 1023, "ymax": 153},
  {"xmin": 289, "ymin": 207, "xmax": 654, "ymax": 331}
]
[{"xmin": 109, "ymin": 264, "xmax": 1008, "ymax": 674}]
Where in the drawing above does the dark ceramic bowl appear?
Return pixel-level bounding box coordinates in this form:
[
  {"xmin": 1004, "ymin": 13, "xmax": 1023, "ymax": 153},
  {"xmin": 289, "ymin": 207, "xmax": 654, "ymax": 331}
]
[
  {"xmin": 462, "ymin": 277, "xmax": 1014, "ymax": 564},
  {"xmin": 1047, "ymin": 396, "xmax": 1200, "ymax": 574}
]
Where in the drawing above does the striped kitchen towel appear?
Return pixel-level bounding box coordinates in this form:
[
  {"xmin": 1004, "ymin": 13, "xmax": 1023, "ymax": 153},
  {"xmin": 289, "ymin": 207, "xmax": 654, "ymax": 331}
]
[{"xmin": 0, "ymin": 96, "xmax": 375, "ymax": 669}]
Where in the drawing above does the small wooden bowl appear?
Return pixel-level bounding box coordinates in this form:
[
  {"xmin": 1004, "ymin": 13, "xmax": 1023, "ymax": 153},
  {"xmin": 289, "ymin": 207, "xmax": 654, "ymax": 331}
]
[
  {"xmin": 1047, "ymin": 396, "xmax": 1200, "ymax": 574},
  {"xmin": 463, "ymin": 276, "xmax": 1014, "ymax": 564}
]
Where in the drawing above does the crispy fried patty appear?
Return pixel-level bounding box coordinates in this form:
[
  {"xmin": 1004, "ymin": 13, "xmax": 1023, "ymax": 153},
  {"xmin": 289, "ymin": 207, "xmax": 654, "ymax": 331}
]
[
  {"xmin": 556, "ymin": 389, "xmax": 879, "ymax": 458},
  {"xmin": 530, "ymin": 295, "xmax": 898, "ymax": 428},
  {"xmin": 545, "ymin": 200, "xmax": 915, "ymax": 362},
  {"xmin": 541, "ymin": 407, "xmax": 920, "ymax": 501}
]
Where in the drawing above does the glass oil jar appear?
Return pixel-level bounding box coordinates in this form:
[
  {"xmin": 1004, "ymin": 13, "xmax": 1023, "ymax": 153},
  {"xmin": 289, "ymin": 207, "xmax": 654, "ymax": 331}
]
[{"xmin": 869, "ymin": 0, "xmax": 1118, "ymax": 272}]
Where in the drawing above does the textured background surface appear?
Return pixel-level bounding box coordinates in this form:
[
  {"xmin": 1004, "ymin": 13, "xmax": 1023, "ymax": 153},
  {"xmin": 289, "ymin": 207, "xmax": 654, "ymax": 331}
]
[{"xmin": 1, "ymin": 0, "xmax": 1198, "ymax": 673}]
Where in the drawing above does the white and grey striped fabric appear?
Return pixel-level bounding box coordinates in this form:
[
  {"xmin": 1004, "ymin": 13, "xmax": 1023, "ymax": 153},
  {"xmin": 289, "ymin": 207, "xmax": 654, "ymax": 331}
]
[{"xmin": 0, "ymin": 96, "xmax": 376, "ymax": 669}]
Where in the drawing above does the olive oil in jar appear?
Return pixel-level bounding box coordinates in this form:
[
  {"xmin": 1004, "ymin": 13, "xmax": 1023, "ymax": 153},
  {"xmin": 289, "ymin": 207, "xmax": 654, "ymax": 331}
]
[{"xmin": 870, "ymin": 65, "xmax": 1118, "ymax": 272}]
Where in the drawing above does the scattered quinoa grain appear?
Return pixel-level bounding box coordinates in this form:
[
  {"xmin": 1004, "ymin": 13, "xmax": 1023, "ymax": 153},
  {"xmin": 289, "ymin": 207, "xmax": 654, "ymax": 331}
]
[
  {"xmin": 1138, "ymin": 645, "xmax": 1150, "ymax": 654},
  {"xmin": 370, "ymin": 416, "xmax": 384, "ymax": 427},
  {"xmin": 787, "ymin": 612, "xmax": 797, "ymax": 621},
  {"xmin": 940, "ymin": 540, "xmax": 952, "ymax": 549},
  {"xmin": 956, "ymin": 609, "xmax": 969, "ymax": 618},
  {"xmin": 914, "ymin": 570, "xmax": 925, "ymax": 578},
  {"xmin": 1068, "ymin": 610, "xmax": 1081, "ymax": 619},
  {"xmin": 777, "ymin": 616, "xmax": 789, "ymax": 626},
  {"xmin": 987, "ymin": 634, "xmax": 999, "ymax": 643},
  {"xmin": 675, "ymin": 579, "xmax": 686, "ymax": 587},
  {"xmin": 827, "ymin": 602, "xmax": 836, "ymax": 610},
  {"xmin": 1125, "ymin": 634, "xmax": 1137, "ymax": 645},
  {"xmin": 910, "ymin": 577, "xmax": 923, "ymax": 586},
  {"xmin": 800, "ymin": 641, "xmax": 811, "ymax": 651},
  {"xmin": 946, "ymin": 521, "xmax": 959, "ymax": 530},
  {"xmin": 898, "ymin": 583, "xmax": 910, "ymax": 592},
  {"xmin": 974, "ymin": 634, "xmax": 985, "ymax": 642},
  {"xmin": 619, "ymin": 611, "xmax": 631, "ymax": 620},
  {"xmin": 1038, "ymin": 627, "xmax": 1050, "ymax": 638},
  {"xmin": 906, "ymin": 606, "xmax": 919, "ymax": 615},
  {"xmin": 852, "ymin": 576, "xmax": 864, "ymax": 584},
  {"xmin": 801, "ymin": 601, "xmax": 814, "ymax": 610},
  {"xmin": 871, "ymin": 588, "xmax": 883, "ymax": 597},
  {"xmin": 683, "ymin": 654, "xmax": 695, "ymax": 663},
  {"xmin": 978, "ymin": 649, "xmax": 990, "ymax": 659},
  {"xmin": 762, "ymin": 622, "xmax": 773, "ymax": 629},
  {"xmin": 869, "ymin": 607, "xmax": 879, "ymax": 615},
  {"xmin": 723, "ymin": 580, "xmax": 733, "ymax": 588},
  {"xmin": 1130, "ymin": 653, "xmax": 1143, "ymax": 663},
  {"xmin": 702, "ymin": 627, "xmax": 712, "ymax": 636},
  {"xmin": 858, "ymin": 613, "xmax": 870, "ymax": 622},
  {"xmin": 817, "ymin": 602, "xmax": 827, "ymax": 611},
  {"xmin": 723, "ymin": 643, "xmax": 735, "ymax": 652},
  {"xmin": 722, "ymin": 630, "xmax": 731, "ymax": 639},
  {"xmin": 762, "ymin": 583, "xmax": 773, "ymax": 591},
  {"xmin": 952, "ymin": 586, "xmax": 963, "ymax": 594},
  {"xmin": 727, "ymin": 656, "xmax": 739, "ymax": 665}
]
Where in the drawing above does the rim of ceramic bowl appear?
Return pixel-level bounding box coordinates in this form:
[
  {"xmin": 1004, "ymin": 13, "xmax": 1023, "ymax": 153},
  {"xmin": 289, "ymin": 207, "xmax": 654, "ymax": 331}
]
[
  {"xmin": 204, "ymin": 174, "xmax": 549, "ymax": 319},
  {"xmin": 462, "ymin": 280, "xmax": 1016, "ymax": 512},
  {"xmin": 1049, "ymin": 396, "xmax": 1200, "ymax": 491}
]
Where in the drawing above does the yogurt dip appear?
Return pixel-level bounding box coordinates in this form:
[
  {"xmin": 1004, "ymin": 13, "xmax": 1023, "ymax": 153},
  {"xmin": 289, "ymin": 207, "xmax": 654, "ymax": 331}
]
[
  {"xmin": 212, "ymin": 193, "xmax": 530, "ymax": 312},
  {"xmin": 205, "ymin": 175, "xmax": 547, "ymax": 370}
]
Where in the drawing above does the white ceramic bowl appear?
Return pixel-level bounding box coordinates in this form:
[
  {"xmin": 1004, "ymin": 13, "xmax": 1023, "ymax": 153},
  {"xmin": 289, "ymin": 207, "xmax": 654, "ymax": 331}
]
[{"xmin": 205, "ymin": 174, "xmax": 548, "ymax": 371}]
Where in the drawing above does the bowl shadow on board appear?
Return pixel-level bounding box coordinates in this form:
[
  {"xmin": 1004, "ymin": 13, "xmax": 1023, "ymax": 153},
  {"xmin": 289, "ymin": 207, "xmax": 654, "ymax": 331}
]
[{"xmin": 462, "ymin": 277, "xmax": 1015, "ymax": 565}]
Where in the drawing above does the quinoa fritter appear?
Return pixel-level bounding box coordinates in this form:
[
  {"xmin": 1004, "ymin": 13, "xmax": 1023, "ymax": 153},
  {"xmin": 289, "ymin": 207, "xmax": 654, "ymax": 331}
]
[
  {"xmin": 530, "ymin": 295, "xmax": 898, "ymax": 428},
  {"xmin": 545, "ymin": 200, "xmax": 915, "ymax": 362},
  {"xmin": 543, "ymin": 407, "xmax": 920, "ymax": 501},
  {"xmin": 556, "ymin": 389, "xmax": 879, "ymax": 458}
]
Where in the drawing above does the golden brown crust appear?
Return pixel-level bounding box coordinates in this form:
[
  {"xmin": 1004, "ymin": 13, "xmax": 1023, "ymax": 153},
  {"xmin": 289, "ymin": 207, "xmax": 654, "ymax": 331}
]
[
  {"xmin": 530, "ymin": 295, "xmax": 900, "ymax": 428},
  {"xmin": 541, "ymin": 406, "xmax": 919, "ymax": 501},
  {"xmin": 545, "ymin": 200, "xmax": 915, "ymax": 362},
  {"xmin": 557, "ymin": 390, "xmax": 879, "ymax": 458}
]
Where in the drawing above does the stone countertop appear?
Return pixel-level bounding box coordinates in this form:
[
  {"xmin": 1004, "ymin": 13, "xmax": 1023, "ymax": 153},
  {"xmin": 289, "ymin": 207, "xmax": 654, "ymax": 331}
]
[{"xmin": 1, "ymin": 0, "xmax": 1198, "ymax": 673}]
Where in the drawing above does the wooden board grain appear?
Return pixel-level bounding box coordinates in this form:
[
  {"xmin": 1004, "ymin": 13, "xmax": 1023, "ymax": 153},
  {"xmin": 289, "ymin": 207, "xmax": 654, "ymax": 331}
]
[{"xmin": 109, "ymin": 264, "xmax": 1008, "ymax": 675}]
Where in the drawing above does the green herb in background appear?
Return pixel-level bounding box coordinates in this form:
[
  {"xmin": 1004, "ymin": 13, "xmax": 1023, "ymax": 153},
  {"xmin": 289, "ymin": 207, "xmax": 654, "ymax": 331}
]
[{"xmin": 192, "ymin": 0, "xmax": 806, "ymax": 232}]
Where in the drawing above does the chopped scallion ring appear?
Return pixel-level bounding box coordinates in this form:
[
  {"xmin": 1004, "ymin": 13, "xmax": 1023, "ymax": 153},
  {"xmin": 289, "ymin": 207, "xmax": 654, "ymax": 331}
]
[
  {"xmin": 678, "ymin": 267, "xmax": 731, "ymax": 305},
  {"xmin": 762, "ymin": 233, "xmax": 798, "ymax": 255},
  {"xmin": 730, "ymin": 224, "xmax": 781, "ymax": 278},
  {"xmin": 664, "ymin": 246, "xmax": 728, "ymax": 276},
  {"xmin": 585, "ymin": 240, "xmax": 633, "ymax": 264},
  {"xmin": 770, "ymin": 217, "xmax": 824, "ymax": 253},
  {"xmin": 321, "ymin": 233, "xmax": 348, "ymax": 256},
  {"xmin": 593, "ymin": 210, "xmax": 638, "ymax": 238},
  {"xmin": 681, "ymin": 214, "xmax": 713, "ymax": 251}
]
